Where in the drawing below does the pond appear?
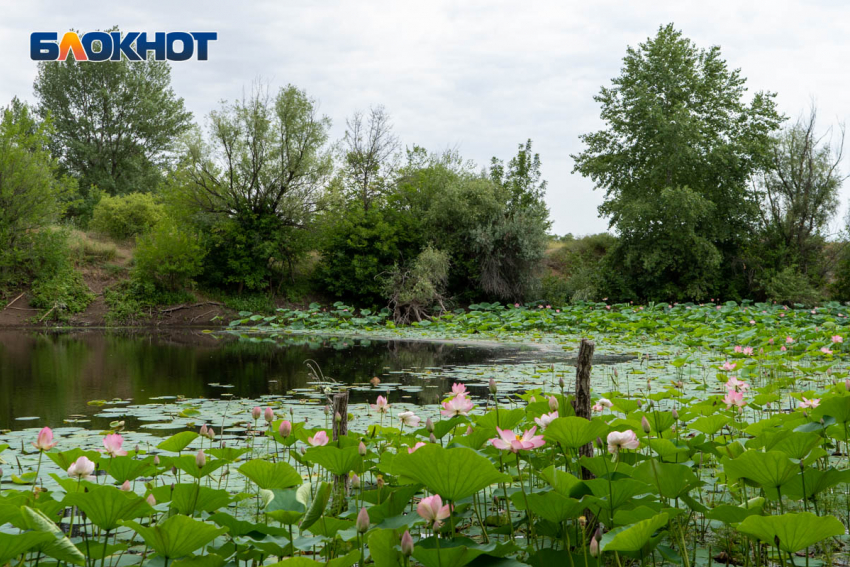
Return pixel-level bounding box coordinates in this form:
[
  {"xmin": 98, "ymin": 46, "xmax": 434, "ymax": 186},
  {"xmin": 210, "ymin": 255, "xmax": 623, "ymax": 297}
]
[{"xmin": 0, "ymin": 329, "xmax": 587, "ymax": 432}]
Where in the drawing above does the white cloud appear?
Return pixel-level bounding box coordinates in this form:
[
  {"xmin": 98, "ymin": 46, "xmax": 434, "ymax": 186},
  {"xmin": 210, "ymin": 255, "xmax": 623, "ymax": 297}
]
[{"xmin": 1, "ymin": 0, "xmax": 848, "ymax": 235}]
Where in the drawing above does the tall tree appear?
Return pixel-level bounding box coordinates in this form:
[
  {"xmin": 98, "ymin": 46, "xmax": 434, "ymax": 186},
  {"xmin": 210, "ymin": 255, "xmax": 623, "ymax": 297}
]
[
  {"xmin": 755, "ymin": 106, "xmax": 845, "ymax": 277},
  {"xmin": 342, "ymin": 106, "xmax": 400, "ymax": 212},
  {"xmin": 33, "ymin": 33, "xmax": 192, "ymax": 214},
  {"xmin": 572, "ymin": 24, "xmax": 783, "ymax": 301}
]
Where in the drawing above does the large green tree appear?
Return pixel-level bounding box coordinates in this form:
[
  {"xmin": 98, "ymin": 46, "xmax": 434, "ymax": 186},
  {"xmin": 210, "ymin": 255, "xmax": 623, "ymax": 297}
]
[
  {"xmin": 34, "ymin": 37, "xmax": 192, "ymax": 215},
  {"xmin": 572, "ymin": 24, "xmax": 783, "ymax": 301}
]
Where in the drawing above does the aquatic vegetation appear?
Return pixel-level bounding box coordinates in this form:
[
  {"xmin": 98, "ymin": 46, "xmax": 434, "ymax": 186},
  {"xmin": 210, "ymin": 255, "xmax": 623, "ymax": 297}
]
[{"xmin": 4, "ymin": 301, "xmax": 850, "ymax": 564}]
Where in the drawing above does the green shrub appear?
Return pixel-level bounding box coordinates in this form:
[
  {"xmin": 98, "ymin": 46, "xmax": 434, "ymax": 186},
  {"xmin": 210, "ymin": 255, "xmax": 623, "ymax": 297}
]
[
  {"xmin": 0, "ymin": 229, "xmax": 69, "ymax": 291},
  {"xmin": 134, "ymin": 217, "xmax": 205, "ymax": 290},
  {"xmin": 29, "ymin": 267, "xmax": 94, "ymax": 321},
  {"xmin": 383, "ymin": 246, "xmax": 450, "ymax": 324},
  {"xmin": 764, "ymin": 266, "xmax": 822, "ymax": 306},
  {"xmin": 104, "ymin": 279, "xmax": 195, "ymax": 323},
  {"xmin": 90, "ymin": 193, "xmax": 165, "ymax": 240}
]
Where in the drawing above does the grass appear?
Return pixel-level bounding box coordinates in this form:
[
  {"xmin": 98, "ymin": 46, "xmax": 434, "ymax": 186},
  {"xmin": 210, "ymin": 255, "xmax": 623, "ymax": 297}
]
[{"xmin": 67, "ymin": 230, "xmax": 118, "ymax": 265}]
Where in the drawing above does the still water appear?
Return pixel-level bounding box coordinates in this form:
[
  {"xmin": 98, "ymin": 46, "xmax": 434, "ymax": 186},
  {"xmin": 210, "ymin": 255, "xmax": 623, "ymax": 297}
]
[{"xmin": 0, "ymin": 330, "xmax": 537, "ymax": 431}]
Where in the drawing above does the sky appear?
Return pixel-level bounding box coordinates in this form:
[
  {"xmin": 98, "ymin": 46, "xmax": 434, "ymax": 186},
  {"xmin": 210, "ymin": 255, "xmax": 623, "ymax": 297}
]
[{"xmin": 1, "ymin": 1, "xmax": 849, "ymax": 236}]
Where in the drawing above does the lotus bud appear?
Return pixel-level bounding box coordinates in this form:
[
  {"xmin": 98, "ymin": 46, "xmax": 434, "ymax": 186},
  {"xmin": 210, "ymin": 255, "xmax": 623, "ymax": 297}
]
[
  {"xmin": 548, "ymin": 396, "xmax": 558, "ymax": 412},
  {"xmin": 845, "ymin": 378, "xmax": 850, "ymax": 391},
  {"xmin": 358, "ymin": 441, "xmax": 367, "ymax": 456},
  {"xmin": 251, "ymin": 406, "xmax": 262, "ymax": 420},
  {"xmin": 134, "ymin": 444, "xmax": 140, "ymax": 454},
  {"xmin": 335, "ymin": 412, "xmax": 342, "ymax": 423},
  {"xmin": 351, "ymin": 472, "xmax": 360, "ymax": 488},
  {"xmin": 195, "ymin": 450, "xmax": 206, "ymax": 469},
  {"xmin": 207, "ymin": 427, "xmax": 216, "ymax": 440},
  {"xmin": 371, "ymin": 376, "xmax": 381, "ymax": 387},
  {"xmin": 279, "ymin": 420, "xmax": 292, "ymax": 438},
  {"xmin": 636, "ymin": 399, "xmax": 643, "ymax": 407},
  {"xmin": 465, "ymin": 426, "xmax": 473, "ymax": 436},
  {"xmin": 300, "ymin": 446, "xmax": 307, "ymax": 455},
  {"xmin": 146, "ymin": 493, "xmax": 156, "ymax": 506},
  {"xmin": 558, "ymin": 377, "xmax": 565, "ymax": 389},
  {"xmin": 323, "ymin": 405, "xmax": 329, "ymax": 415},
  {"xmin": 199, "ymin": 424, "xmax": 209, "ymax": 437},
  {"xmin": 264, "ymin": 407, "xmax": 274, "ymax": 423},
  {"xmin": 529, "ymin": 395, "xmax": 536, "ymax": 403},
  {"xmin": 426, "ymin": 418, "xmax": 434, "ymax": 433},
  {"xmin": 401, "ymin": 530, "xmax": 414, "ymax": 556},
  {"xmin": 614, "ymin": 368, "xmax": 619, "ymax": 378},
  {"xmin": 356, "ymin": 507, "xmax": 370, "ymax": 533},
  {"xmin": 489, "ymin": 378, "xmax": 497, "ymax": 394},
  {"xmin": 641, "ymin": 416, "xmax": 651, "ymax": 435},
  {"xmin": 171, "ymin": 466, "xmax": 177, "ymax": 476},
  {"xmin": 590, "ymin": 536, "xmax": 599, "ymax": 557},
  {"xmin": 121, "ymin": 480, "xmax": 131, "ymax": 491},
  {"xmin": 154, "ymin": 455, "xmax": 160, "ymax": 465},
  {"xmin": 430, "ymin": 433, "xmax": 437, "ymax": 444},
  {"xmin": 737, "ymin": 406, "xmax": 743, "ymax": 415},
  {"xmin": 596, "ymin": 437, "xmax": 604, "ymax": 450}
]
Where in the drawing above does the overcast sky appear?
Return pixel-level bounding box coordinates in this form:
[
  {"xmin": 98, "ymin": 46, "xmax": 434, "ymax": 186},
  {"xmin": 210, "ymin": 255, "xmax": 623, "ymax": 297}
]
[{"xmin": 1, "ymin": 1, "xmax": 849, "ymax": 236}]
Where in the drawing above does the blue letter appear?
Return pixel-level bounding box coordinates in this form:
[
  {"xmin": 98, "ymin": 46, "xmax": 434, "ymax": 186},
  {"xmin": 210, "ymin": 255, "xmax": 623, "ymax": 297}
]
[
  {"xmin": 136, "ymin": 32, "xmax": 166, "ymax": 60},
  {"xmin": 110, "ymin": 31, "xmax": 141, "ymax": 61},
  {"xmin": 190, "ymin": 32, "xmax": 217, "ymax": 60},
  {"xmin": 82, "ymin": 31, "xmax": 112, "ymax": 61},
  {"xmin": 31, "ymin": 32, "xmax": 59, "ymax": 61},
  {"xmin": 166, "ymin": 32, "xmax": 194, "ymax": 61}
]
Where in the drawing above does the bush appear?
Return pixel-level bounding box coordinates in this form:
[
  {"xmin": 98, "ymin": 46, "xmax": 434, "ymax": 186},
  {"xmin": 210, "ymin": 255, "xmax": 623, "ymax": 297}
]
[
  {"xmin": 538, "ymin": 233, "xmax": 616, "ymax": 304},
  {"xmin": 104, "ymin": 279, "xmax": 195, "ymax": 323},
  {"xmin": 383, "ymin": 246, "xmax": 450, "ymax": 324},
  {"xmin": 134, "ymin": 217, "xmax": 205, "ymax": 290},
  {"xmin": 764, "ymin": 266, "xmax": 822, "ymax": 306},
  {"xmin": 90, "ymin": 193, "xmax": 165, "ymax": 240},
  {"xmin": 29, "ymin": 266, "xmax": 94, "ymax": 321}
]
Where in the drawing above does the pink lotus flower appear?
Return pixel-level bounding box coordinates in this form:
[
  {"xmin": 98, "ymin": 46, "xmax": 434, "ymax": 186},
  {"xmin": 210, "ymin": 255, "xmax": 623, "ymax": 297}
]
[
  {"xmin": 67, "ymin": 456, "xmax": 95, "ymax": 480},
  {"xmin": 799, "ymin": 397, "xmax": 820, "ymax": 409},
  {"xmin": 103, "ymin": 434, "xmax": 127, "ymax": 457},
  {"xmin": 786, "ymin": 337, "xmax": 794, "ymax": 344},
  {"xmin": 32, "ymin": 427, "xmax": 57, "ymax": 452},
  {"xmin": 592, "ymin": 403, "xmax": 604, "ymax": 412},
  {"xmin": 441, "ymin": 394, "xmax": 475, "ymax": 417},
  {"xmin": 596, "ymin": 397, "xmax": 613, "ymax": 409},
  {"xmin": 742, "ymin": 347, "xmax": 754, "ymax": 356},
  {"xmin": 451, "ymin": 383, "xmax": 468, "ymax": 396},
  {"xmin": 514, "ymin": 303, "xmax": 520, "ymax": 307},
  {"xmin": 606, "ymin": 430, "xmax": 639, "ymax": 454},
  {"xmin": 723, "ymin": 390, "xmax": 746, "ymax": 409},
  {"xmin": 308, "ymin": 431, "xmax": 329, "ymax": 447},
  {"xmin": 719, "ymin": 362, "xmax": 737, "ymax": 371},
  {"xmin": 768, "ymin": 338, "xmax": 774, "ymax": 345},
  {"xmin": 749, "ymin": 320, "xmax": 755, "ymax": 325},
  {"xmin": 398, "ymin": 411, "xmax": 421, "ymax": 427},
  {"xmin": 408, "ymin": 442, "xmax": 426, "ymax": 454},
  {"xmin": 534, "ymin": 411, "xmax": 558, "ymax": 429},
  {"xmin": 279, "ymin": 420, "xmax": 292, "ymax": 438},
  {"xmin": 490, "ymin": 426, "xmax": 545, "ymax": 453},
  {"xmin": 821, "ymin": 347, "xmax": 833, "ymax": 355},
  {"xmin": 734, "ymin": 346, "xmax": 743, "ymax": 353},
  {"xmin": 371, "ymin": 395, "xmax": 390, "ymax": 414},
  {"xmin": 833, "ymin": 335, "xmax": 843, "ymax": 343},
  {"xmin": 726, "ymin": 377, "xmax": 749, "ymax": 392},
  {"xmin": 781, "ymin": 346, "xmax": 787, "ymax": 351},
  {"xmin": 417, "ymin": 494, "xmax": 452, "ymax": 526},
  {"xmin": 251, "ymin": 406, "xmax": 262, "ymax": 420}
]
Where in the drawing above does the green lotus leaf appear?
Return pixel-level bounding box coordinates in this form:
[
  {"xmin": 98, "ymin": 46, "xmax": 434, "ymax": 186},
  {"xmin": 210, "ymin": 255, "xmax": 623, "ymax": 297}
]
[{"xmin": 736, "ymin": 512, "xmax": 844, "ymax": 553}]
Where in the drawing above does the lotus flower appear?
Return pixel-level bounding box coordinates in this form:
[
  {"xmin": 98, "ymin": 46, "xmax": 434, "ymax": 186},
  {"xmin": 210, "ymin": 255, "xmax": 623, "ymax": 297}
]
[
  {"xmin": 799, "ymin": 397, "xmax": 820, "ymax": 409},
  {"xmin": 742, "ymin": 347, "xmax": 754, "ymax": 355},
  {"xmin": 719, "ymin": 362, "xmax": 737, "ymax": 371},
  {"xmin": 67, "ymin": 456, "xmax": 95, "ymax": 480},
  {"xmin": 734, "ymin": 345, "xmax": 743, "ymax": 353},
  {"xmin": 533, "ymin": 411, "xmax": 558, "ymax": 429},
  {"xmin": 371, "ymin": 396, "xmax": 390, "ymax": 414},
  {"xmin": 451, "ymin": 383, "xmax": 467, "ymax": 396},
  {"xmin": 597, "ymin": 397, "xmax": 613, "ymax": 408},
  {"xmin": 308, "ymin": 431, "xmax": 329, "ymax": 447},
  {"xmin": 440, "ymin": 394, "xmax": 475, "ymax": 417},
  {"xmin": 834, "ymin": 335, "xmax": 844, "ymax": 343},
  {"xmin": 32, "ymin": 427, "xmax": 57, "ymax": 452},
  {"xmin": 417, "ymin": 494, "xmax": 452, "ymax": 526},
  {"xmin": 821, "ymin": 347, "xmax": 833, "ymax": 355},
  {"xmin": 723, "ymin": 390, "xmax": 746, "ymax": 409},
  {"xmin": 103, "ymin": 434, "xmax": 127, "ymax": 457},
  {"xmin": 398, "ymin": 411, "xmax": 421, "ymax": 428},
  {"xmin": 606, "ymin": 430, "xmax": 639, "ymax": 454},
  {"xmin": 490, "ymin": 426, "xmax": 545, "ymax": 453},
  {"xmin": 251, "ymin": 406, "xmax": 262, "ymax": 420},
  {"xmin": 408, "ymin": 442, "xmax": 426, "ymax": 454},
  {"xmin": 786, "ymin": 337, "xmax": 794, "ymax": 344},
  {"xmin": 592, "ymin": 403, "xmax": 604, "ymax": 412},
  {"xmin": 725, "ymin": 376, "xmax": 749, "ymax": 392}
]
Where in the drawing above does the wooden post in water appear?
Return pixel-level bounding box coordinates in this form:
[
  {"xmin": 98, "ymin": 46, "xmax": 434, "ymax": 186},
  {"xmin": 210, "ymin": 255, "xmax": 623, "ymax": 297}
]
[
  {"xmin": 574, "ymin": 338, "xmax": 595, "ymax": 480},
  {"xmin": 331, "ymin": 390, "xmax": 350, "ymax": 500}
]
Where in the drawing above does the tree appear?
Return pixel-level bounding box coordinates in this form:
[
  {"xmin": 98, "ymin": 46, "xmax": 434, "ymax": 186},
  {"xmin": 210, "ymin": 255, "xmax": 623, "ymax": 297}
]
[
  {"xmin": 341, "ymin": 106, "xmax": 400, "ymax": 212},
  {"xmin": 0, "ymin": 98, "xmax": 77, "ymax": 285},
  {"xmin": 34, "ymin": 34, "xmax": 192, "ymax": 215},
  {"xmin": 755, "ymin": 106, "xmax": 845, "ymax": 279},
  {"xmin": 181, "ymin": 83, "xmax": 333, "ymax": 292},
  {"xmin": 572, "ymin": 24, "xmax": 783, "ymax": 301}
]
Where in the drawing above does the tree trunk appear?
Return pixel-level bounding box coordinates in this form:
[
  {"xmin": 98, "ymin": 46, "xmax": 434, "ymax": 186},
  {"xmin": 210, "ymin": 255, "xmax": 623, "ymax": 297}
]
[
  {"xmin": 573, "ymin": 338, "xmax": 595, "ymax": 480},
  {"xmin": 331, "ymin": 391, "xmax": 350, "ymax": 492}
]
